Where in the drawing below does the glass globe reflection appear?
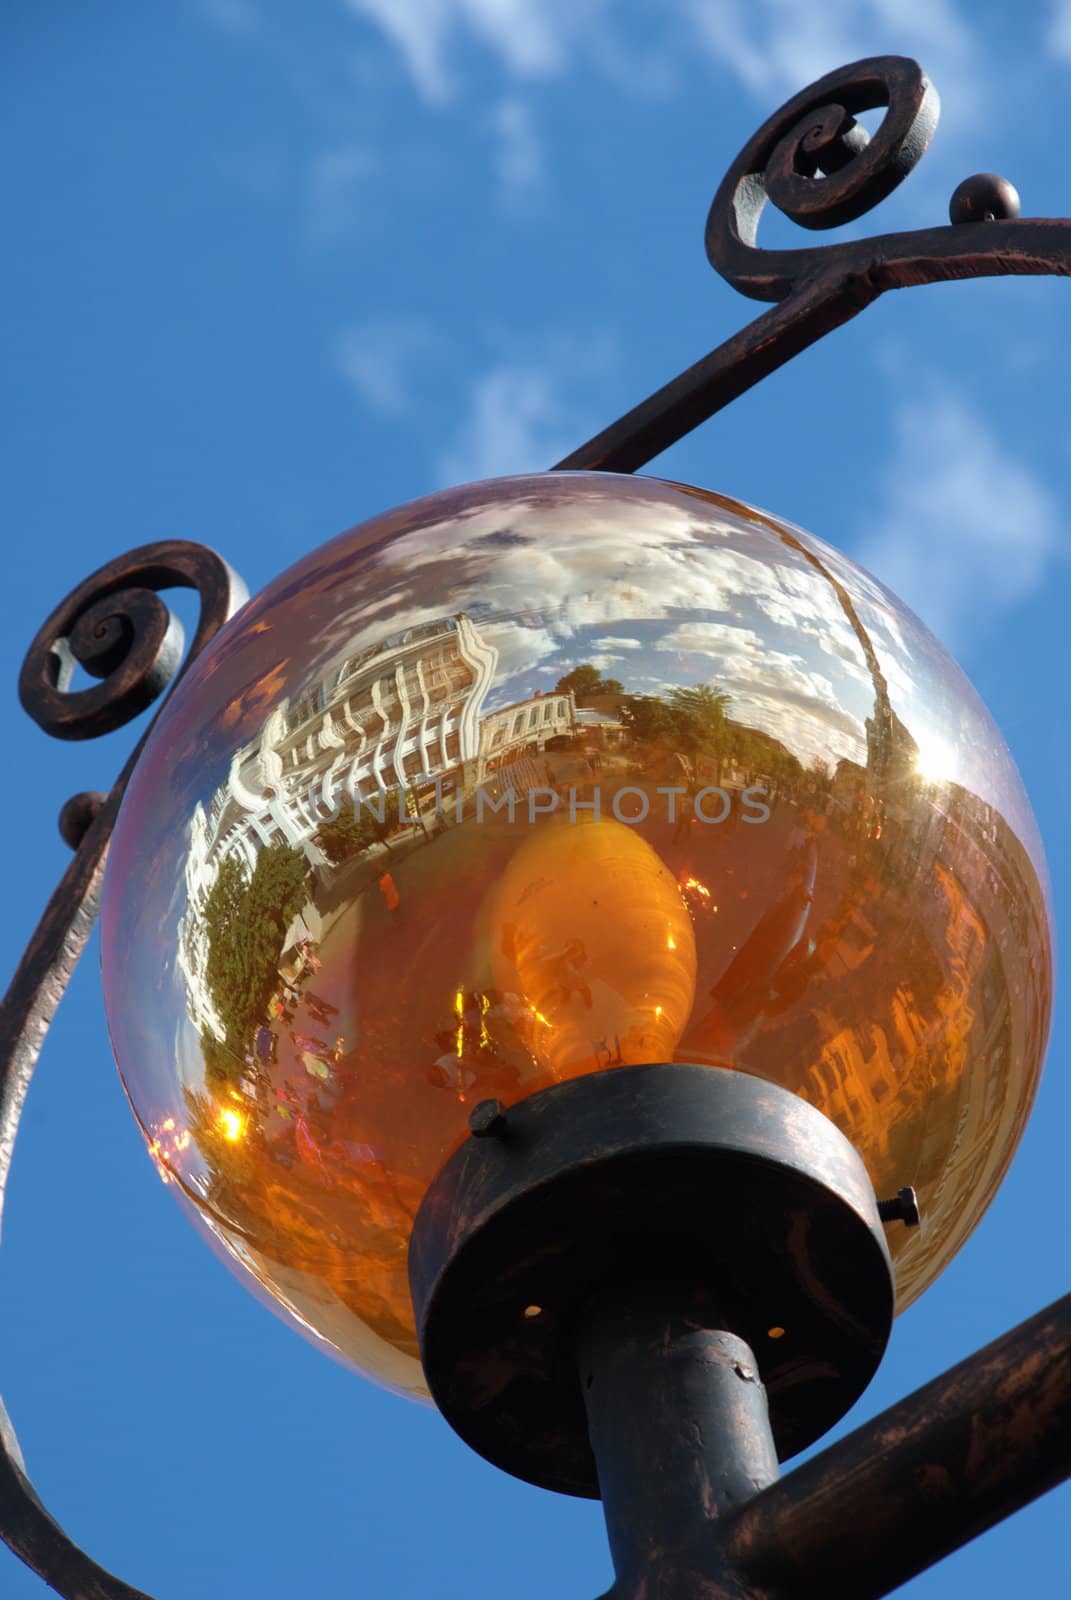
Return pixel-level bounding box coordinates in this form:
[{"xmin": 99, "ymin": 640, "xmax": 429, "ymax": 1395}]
[{"xmin": 100, "ymin": 472, "xmax": 1052, "ymax": 1401}]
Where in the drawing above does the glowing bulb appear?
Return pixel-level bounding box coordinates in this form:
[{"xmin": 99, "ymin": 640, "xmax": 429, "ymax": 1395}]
[{"xmin": 491, "ymin": 817, "xmax": 697, "ymax": 1081}]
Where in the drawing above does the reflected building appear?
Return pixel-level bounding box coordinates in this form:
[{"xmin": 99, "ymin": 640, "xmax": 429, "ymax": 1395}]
[
  {"xmin": 477, "ymin": 691, "xmax": 576, "ymax": 776},
  {"xmin": 177, "ymin": 614, "xmax": 576, "ymax": 1038},
  {"xmin": 179, "ymin": 614, "xmax": 497, "ymax": 1036},
  {"xmin": 575, "ymin": 705, "xmax": 627, "ymax": 749}
]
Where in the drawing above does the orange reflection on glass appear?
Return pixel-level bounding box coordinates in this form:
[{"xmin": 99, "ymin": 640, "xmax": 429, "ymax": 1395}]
[{"xmin": 100, "ymin": 471, "xmax": 1053, "ymax": 1403}]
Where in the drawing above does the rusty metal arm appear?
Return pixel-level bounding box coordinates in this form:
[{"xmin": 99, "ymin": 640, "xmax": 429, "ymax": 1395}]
[
  {"xmin": 556, "ymin": 55, "xmax": 1071, "ymax": 476},
  {"xmin": 726, "ymin": 1292, "xmax": 1071, "ymax": 1600},
  {"xmin": 0, "ymin": 544, "xmax": 246, "ymax": 1599}
]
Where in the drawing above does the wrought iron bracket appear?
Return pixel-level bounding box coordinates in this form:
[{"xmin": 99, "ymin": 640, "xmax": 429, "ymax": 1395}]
[
  {"xmin": 2, "ymin": 50, "xmax": 1070, "ymax": 1600},
  {"xmin": 555, "ymin": 55, "xmax": 1071, "ymax": 476},
  {"xmin": 1, "ymin": 544, "xmax": 246, "ymax": 1598}
]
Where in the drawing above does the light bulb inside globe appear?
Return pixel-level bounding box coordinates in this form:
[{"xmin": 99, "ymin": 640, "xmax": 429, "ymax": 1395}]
[
  {"xmin": 490, "ymin": 815, "xmax": 698, "ymax": 1080},
  {"xmin": 100, "ymin": 471, "xmax": 1052, "ymax": 1403}
]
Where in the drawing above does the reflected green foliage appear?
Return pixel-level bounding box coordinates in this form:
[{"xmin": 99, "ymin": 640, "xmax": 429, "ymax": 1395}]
[
  {"xmin": 201, "ymin": 1028, "xmax": 240, "ymax": 1090},
  {"xmin": 665, "ymin": 686, "xmax": 730, "ymax": 752},
  {"xmin": 620, "ymin": 684, "xmax": 730, "ymax": 763},
  {"xmin": 316, "ymin": 791, "xmax": 405, "ymax": 864},
  {"xmin": 725, "ymin": 726, "xmax": 804, "ymax": 789},
  {"xmin": 622, "ymin": 685, "xmax": 810, "ymax": 792},
  {"xmin": 202, "ymin": 843, "xmax": 310, "ymax": 1057},
  {"xmin": 555, "ymin": 663, "xmax": 623, "ymax": 702},
  {"xmin": 317, "ymin": 807, "xmax": 380, "ymax": 865}
]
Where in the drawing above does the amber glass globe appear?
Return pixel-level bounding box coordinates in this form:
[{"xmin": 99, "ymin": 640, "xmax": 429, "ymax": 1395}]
[{"xmin": 101, "ymin": 472, "xmax": 1052, "ymax": 1400}]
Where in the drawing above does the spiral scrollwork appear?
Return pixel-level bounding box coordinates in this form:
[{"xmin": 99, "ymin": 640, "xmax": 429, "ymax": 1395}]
[
  {"xmin": 560, "ymin": 53, "xmax": 1071, "ymax": 473},
  {"xmin": 707, "ymin": 56, "xmax": 940, "ymax": 301},
  {"xmin": 18, "ymin": 540, "xmax": 245, "ymax": 743}
]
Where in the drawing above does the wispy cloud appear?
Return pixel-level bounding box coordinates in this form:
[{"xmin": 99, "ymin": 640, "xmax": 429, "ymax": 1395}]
[
  {"xmin": 263, "ymin": 1, "xmax": 992, "ymax": 257},
  {"xmin": 593, "ymin": 636, "xmax": 643, "ymax": 650},
  {"xmin": 491, "ymin": 98, "xmax": 544, "ymax": 207},
  {"xmin": 437, "ymin": 363, "xmax": 582, "ymax": 482},
  {"xmin": 334, "ymin": 319, "xmax": 614, "ymax": 479},
  {"xmin": 342, "ymin": 0, "xmax": 606, "ymax": 104},
  {"xmin": 1047, "ymin": 1, "xmax": 1071, "ymax": 59},
  {"xmin": 434, "ymin": 330, "xmax": 616, "ymax": 482},
  {"xmin": 681, "ymin": 0, "xmax": 980, "ymax": 128},
  {"xmin": 854, "ymin": 382, "xmax": 1061, "ymax": 648},
  {"xmin": 195, "ymin": 0, "xmax": 260, "ymax": 34},
  {"xmin": 335, "ymin": 317, "xmax": 446, "ymax": 414},
  {"xmin": 307, "ymin": 145, "xmax": 378, "ymax": 244},
  {"xmin": 342, "ymin": 0, "xmax": 981, "ymax": 126}
]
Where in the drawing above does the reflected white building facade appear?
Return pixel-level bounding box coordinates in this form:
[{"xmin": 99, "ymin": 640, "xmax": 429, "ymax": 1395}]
[
  {"xmin": 177, "ymin": 614, "xmax": 576, "ymax": 1037},
  {"xmin": 478, "ymin": 692, "xmax": 576, "ymax": 770}
]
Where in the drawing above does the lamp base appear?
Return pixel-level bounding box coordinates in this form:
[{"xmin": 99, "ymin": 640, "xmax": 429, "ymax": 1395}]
[{"xmin": 408, "ymin": 1062, "xmax": 893, "ymax": 1498}]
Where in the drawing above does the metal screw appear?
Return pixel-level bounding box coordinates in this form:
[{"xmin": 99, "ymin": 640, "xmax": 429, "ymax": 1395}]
[
  {"xmin": 878, "ymin": 1186, "xmax": 921, "ymax": 1227},
  {"xmin": 469, "ymin": 1099, "xmax": 507, "ymax": 1139}
]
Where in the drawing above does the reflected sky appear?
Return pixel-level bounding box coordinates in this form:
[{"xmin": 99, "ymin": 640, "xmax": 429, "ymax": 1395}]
[{"xmin": 100, "ymin": 472, "xmax": 1053, "ymax": 1403}]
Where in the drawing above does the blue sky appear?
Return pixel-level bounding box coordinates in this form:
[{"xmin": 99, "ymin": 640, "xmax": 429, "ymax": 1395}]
[{"xmin": 2, "ymin": 3, "xmax": 1069, "ymax": 1596}]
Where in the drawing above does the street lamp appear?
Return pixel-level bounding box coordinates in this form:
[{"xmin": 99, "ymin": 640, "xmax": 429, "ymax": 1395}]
[{"xmin": 2, "ymin": 55, "xmax": 1069, "ymax": 1600}]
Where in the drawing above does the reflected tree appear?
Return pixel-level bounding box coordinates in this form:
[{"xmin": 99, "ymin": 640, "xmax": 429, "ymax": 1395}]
[
  {"xmin": 201, "ymin": 842, "xmax": 310, "ymax": 1062},
  {"xmin": 316, "ymin": 792, "xmax": 404, "ymax": 865},
  {"xmin": 555, "ymin": 663, "xmax": 624, "ymax": 703}
]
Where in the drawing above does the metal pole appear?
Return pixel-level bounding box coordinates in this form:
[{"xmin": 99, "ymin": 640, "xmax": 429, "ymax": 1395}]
[{"xmin": 577, "ymin": 1283, "xmax": 780, "ymax": 1599}]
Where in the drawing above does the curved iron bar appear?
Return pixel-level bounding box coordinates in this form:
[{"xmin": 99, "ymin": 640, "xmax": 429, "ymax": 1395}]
[
  {"xmin": 3, "ymin": 51, "xmax": 1071, "ymax": 1600},
  {"xmin": 555, "ymin": 53, "xmax": 1071, "ymax": 475},
  {"xmin": 0, "ymin": 542, "xmax": 246, "ymax": 1598}
]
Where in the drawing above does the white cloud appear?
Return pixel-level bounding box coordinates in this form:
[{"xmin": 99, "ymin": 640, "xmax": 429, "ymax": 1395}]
[
  {"xmin": 855, "ymin": 385, "xmax": 1061, "ymax": 649},
  {"xmin": 335, "ymin": 317, "xmax": 445, "ymax": 414},
  {"xmin": 344, "ymin": 0, "xmax": 454, "ymax": 104},
  {"xmin": 491, "ymin": 98, "xmax": 544, "ymax": 205},
  {"xmin": 334, "ymin": 0, "xmax": 984, "ymax": 240},
  {"xmin": 654, "ymin": 618, "xmax": 860, "ymax": 761},
  {"xmin": 343, "ymin": 0, "xmax": 606, "ymax": 104},
  {"xmin": 681, "ymin": 0, "xmax": 979, "ymax": 126},
  {"xmin": 593, "ymin": 636, "xmax": 643, "ymax": 650},
  {"xmin": 437, "ymin": 364, "xmax": 579, "ymax": 482},
  {"xmin": 335, "ymin": 326, "xmax": 613, "ymax": 473},
  {"xmin": 1048, "ymin": 1, "xmax": 1071, "ymax": 59},
  {"xmin": 341, "ymin": 0, "xmax": 978, "ymax": 115},
  {"xmin": 657, "ymin": 620, "xmax": 763, "ymax": 656}
]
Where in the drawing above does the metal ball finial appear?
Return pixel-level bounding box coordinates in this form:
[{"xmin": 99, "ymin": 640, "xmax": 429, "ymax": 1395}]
[
  {"xmin": 58, "ymin": 790, "xmax": 106, "ymax": 850},
  {"xmin": 949, "ymin": 172, "xmax": 1021, "ymax": 223}
]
